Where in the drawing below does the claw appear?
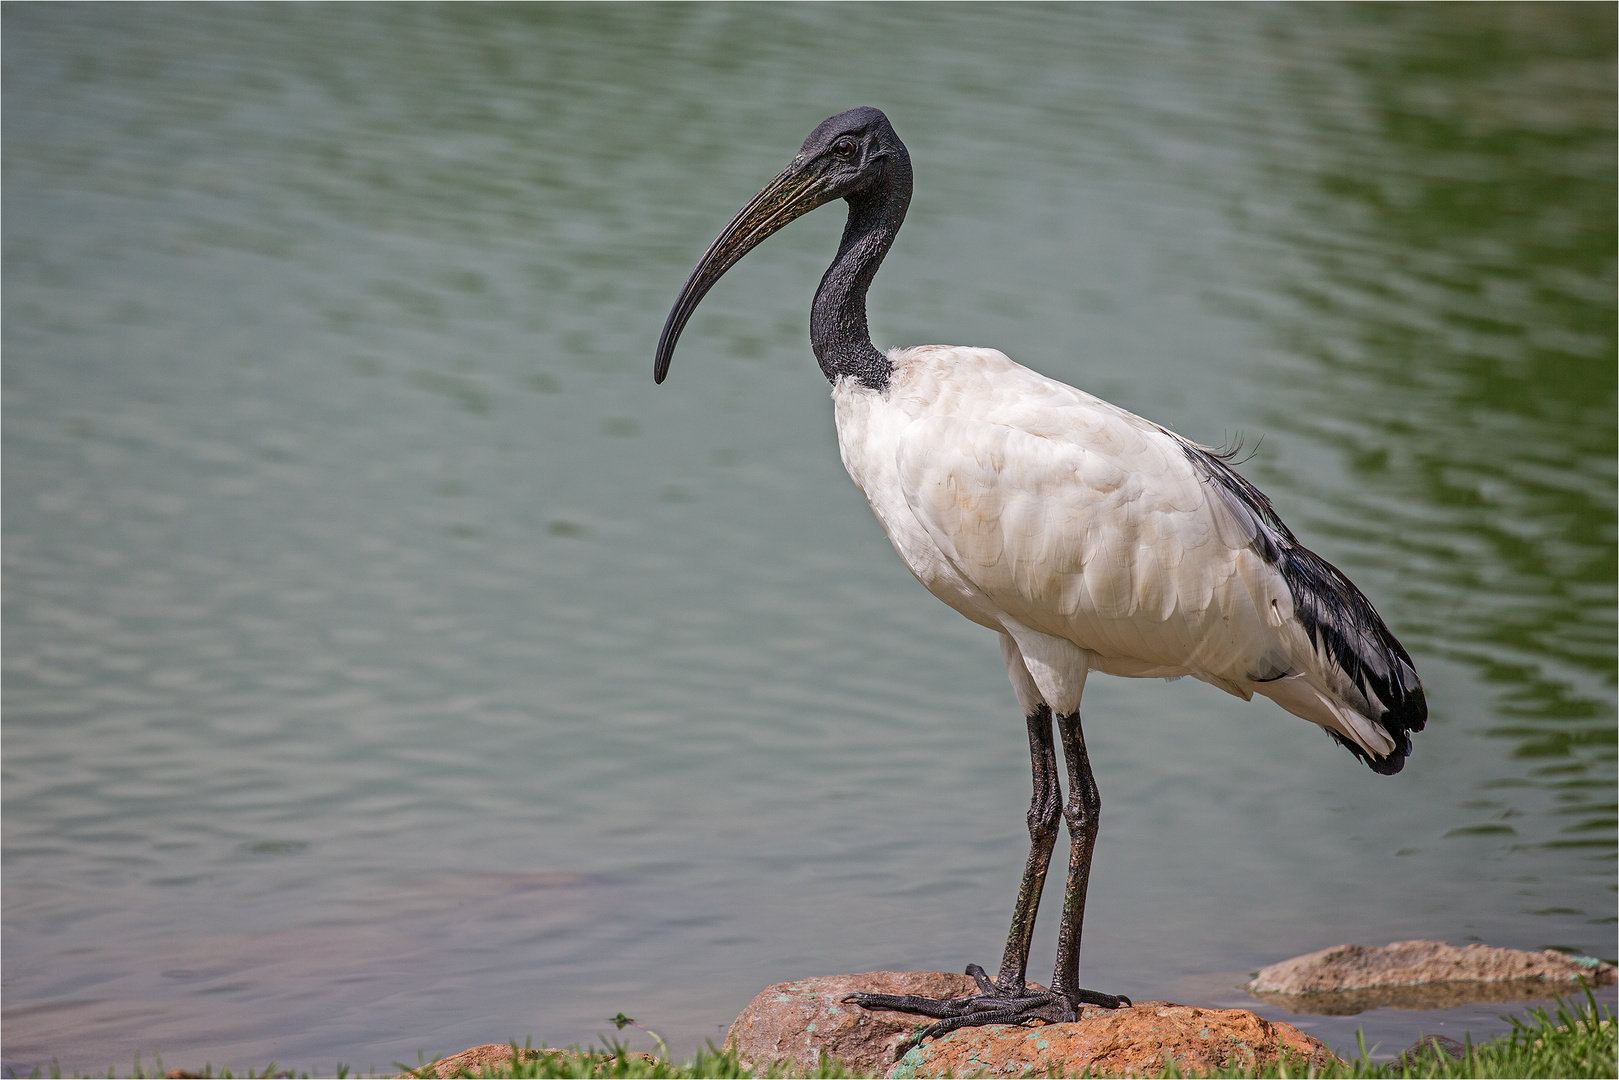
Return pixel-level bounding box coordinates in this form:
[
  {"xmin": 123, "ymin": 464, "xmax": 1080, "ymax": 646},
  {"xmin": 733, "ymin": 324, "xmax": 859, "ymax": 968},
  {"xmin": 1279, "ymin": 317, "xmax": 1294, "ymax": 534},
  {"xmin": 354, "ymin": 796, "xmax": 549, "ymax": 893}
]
[{"xmin": 1073, "ymin": 988, "xmax": 1131, "ymax": 1009}]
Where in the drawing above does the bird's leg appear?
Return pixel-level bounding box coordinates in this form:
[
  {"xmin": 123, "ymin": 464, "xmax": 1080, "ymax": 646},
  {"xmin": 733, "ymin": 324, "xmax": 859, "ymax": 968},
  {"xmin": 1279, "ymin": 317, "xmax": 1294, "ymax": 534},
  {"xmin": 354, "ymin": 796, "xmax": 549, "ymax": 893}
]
[
  {"xmin": 1048, "ymin": 709, "xmax": 1129, "ymax": 1011},
  {"xmin": 994, "ymin": 704, "xmax": 1063, "ymax": 996},
  {"xmin": 845, "ymin": 706, "xmax": 1105, "ymax": 1043}
]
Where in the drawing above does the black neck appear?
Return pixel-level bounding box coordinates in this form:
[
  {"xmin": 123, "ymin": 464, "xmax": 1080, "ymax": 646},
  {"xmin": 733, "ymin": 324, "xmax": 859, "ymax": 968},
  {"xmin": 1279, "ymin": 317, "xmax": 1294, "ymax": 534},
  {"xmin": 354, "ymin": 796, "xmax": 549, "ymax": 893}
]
[{"xmin": 810, "ymin": 165, "xmax": 911, "ymax": 391}]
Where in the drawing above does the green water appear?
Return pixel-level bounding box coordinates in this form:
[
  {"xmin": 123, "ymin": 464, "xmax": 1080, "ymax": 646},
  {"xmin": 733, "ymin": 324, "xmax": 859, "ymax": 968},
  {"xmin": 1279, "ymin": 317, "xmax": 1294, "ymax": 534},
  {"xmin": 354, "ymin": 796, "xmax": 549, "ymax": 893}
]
[{"xmin": 4, "ymin": 5, "xmax": 1613, "ymax": 1074}]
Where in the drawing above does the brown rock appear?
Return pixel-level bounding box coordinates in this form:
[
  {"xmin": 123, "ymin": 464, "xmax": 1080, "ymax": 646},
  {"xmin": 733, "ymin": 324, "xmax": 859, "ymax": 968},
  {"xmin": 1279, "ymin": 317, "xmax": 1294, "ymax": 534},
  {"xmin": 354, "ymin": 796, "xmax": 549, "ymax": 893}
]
[
  {"xmin": 1395, "ymin": 1035, "xmax": 1467, "ymax": 1068},
  {"xmin": 888, "ymin": 1001, "xmax": 1339, "ymax": 1079},
  {"xmin": 397, "ymin": 1044, "xmax": 655, "ymax": 1079},
  {"xmin": 399, "ymin": 1044, "xmax": 532, "ymax": 1078},
  {"xmin": 724, "ymin": 970, "xmax": 982, "ymax": 1077},
  {"xmin": 1247, "ymin": 940, "xmax": 1617, "ymax": 996}
]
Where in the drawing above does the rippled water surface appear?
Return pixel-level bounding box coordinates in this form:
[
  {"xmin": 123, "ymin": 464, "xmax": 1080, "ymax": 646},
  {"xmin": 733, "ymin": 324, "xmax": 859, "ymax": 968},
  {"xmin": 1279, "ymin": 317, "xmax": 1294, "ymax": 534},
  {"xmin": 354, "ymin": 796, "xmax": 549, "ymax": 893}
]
[{"xmin": 4, "ymin": 5, "xmax": 1614, "ymax": 1074}]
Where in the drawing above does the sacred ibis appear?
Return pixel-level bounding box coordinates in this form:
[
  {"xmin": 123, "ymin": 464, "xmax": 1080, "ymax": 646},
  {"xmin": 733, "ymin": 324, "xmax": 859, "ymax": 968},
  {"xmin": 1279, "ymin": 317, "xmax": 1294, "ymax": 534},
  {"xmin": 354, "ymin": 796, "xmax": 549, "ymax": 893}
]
[{"xmin": 653, "ymin": 107, "xmax": 1426, "ymax": 1040}]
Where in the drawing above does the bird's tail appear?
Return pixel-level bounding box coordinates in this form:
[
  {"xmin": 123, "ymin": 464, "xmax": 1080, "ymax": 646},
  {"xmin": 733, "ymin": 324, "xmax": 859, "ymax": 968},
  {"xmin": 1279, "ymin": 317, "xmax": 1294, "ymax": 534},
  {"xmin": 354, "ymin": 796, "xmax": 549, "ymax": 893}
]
[
  {"xmin": 1179, "ymin": 438, "xmax": 1427, "ymax": 774},
  {"xmin": 1263, "ymin": 542, "xmax": 1428, "ymax": 775}
]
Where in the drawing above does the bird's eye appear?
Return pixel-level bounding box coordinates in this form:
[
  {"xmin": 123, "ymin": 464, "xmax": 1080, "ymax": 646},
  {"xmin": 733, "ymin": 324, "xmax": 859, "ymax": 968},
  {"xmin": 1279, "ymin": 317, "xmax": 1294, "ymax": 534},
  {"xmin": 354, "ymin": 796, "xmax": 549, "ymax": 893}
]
[{"xmin": 832, "ymin": 137, "xmax": 858, "ymax": 158}]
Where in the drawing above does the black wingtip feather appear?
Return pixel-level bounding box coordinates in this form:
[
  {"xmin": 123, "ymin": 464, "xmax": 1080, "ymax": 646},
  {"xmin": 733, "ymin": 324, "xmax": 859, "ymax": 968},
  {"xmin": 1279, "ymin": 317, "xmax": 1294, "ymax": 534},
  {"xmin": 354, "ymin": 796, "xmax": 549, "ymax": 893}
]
[
  {"xmin": 1286, "ymin": 543, "xmax": 1428, "ymax": 774},
  {"xmin": 1325, "ymin": 687, "xmax": 1424, "ymax": 775},
  {"xmin": 1176, "ymin": 439, "xmax": 1428, "ymax": 775}
]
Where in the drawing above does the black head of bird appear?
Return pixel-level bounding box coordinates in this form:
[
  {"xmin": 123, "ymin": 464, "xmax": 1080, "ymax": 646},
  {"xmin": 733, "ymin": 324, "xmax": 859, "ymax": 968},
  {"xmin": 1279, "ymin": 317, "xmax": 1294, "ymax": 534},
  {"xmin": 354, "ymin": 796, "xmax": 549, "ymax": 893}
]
[{"xmin": 655, "ymin": 106, "xmax": 912, "ymax": 390}]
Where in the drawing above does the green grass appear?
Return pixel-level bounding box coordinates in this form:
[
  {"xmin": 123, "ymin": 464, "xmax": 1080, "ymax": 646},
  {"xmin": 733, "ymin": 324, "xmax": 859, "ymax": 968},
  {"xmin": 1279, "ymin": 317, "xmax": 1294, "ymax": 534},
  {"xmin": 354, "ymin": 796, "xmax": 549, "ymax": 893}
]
[{"xmin": 28, "ymin": 989, "xmax": 1616, "ymax": 1079}]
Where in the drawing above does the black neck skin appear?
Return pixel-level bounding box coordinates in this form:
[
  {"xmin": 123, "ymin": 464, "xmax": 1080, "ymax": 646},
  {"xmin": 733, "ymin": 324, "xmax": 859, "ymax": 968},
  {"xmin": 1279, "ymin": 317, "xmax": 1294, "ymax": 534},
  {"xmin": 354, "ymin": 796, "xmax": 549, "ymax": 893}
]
[{"xmin": 810, "ymin": 167, "xmax": 911, "ymax": 392}]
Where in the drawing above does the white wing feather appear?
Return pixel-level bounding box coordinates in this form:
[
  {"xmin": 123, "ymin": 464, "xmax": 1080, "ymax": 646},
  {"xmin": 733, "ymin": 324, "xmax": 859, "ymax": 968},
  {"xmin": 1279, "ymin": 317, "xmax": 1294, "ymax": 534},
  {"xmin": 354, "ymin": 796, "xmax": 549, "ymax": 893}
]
[{"xmin": 894, "ymin": 413, "xmax": 1294, "ymax": 690}]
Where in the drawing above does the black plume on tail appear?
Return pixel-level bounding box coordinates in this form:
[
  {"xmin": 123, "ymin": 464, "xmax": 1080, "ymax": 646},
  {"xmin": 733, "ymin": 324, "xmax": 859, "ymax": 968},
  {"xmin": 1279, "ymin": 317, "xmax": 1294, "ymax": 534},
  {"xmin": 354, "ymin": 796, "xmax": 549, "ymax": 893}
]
[{"xmin": 1179, "ymin": 441, "xmax": 1428, "ymax": 774}]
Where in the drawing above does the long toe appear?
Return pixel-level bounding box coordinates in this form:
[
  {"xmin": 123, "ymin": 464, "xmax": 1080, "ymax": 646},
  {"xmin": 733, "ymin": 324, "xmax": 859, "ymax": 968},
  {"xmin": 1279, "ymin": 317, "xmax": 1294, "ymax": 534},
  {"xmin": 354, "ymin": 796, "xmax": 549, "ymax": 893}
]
[
  {"xmin": 850, "ymin": 987, "xmax": 1073, "ymax": 1040},
  {"xmin": 1071, "ymin": 988, "xmax": 1131, "ymax": 1009},
  {"xmin": 842, "ymin": 992, "xmax": 977, "ymax": 1020},
  {"xmin": 918, "ymin": 1006, "xmax": 1031, "ymax": 1042}
]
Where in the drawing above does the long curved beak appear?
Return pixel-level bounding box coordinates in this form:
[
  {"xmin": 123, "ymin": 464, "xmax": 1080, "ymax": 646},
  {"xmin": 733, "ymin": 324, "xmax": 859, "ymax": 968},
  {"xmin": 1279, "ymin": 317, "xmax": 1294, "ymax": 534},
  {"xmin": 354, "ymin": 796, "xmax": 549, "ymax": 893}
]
[{"xmin": 654, "ymin": 158, "xmax": 835, "ymax": 384}]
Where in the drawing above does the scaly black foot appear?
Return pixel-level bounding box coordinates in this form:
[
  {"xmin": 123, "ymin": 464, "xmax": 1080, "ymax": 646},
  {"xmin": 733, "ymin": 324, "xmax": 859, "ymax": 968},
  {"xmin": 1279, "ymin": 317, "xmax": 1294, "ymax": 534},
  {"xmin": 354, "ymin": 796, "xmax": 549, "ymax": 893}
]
[{"xmin": 843, "ymin": 964, "xmax": 1130, "ymax": 1043}]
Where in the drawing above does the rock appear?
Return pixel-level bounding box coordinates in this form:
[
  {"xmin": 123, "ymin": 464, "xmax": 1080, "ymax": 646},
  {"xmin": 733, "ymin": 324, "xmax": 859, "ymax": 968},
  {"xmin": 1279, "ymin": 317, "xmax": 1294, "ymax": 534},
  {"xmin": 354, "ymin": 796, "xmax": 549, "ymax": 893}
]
[
  {"xmin": 725, "ymin": 974, "xmax": 1339, "ymax": 1078},
  {"xmin": 1247, "ymin": 940, "xmax": 1616, "ymax": 996},
  {"xmin": 724, "ymin": 970, "xmax": 982, "ymax": 1077},
  {"xmin": 397, "ymin": 1044, "xmax": 655, "ymax": 1078},
  {"xmin": 1395, "ymin": 1035, "xmax": 1467, "ymax": 1068},
  {"xmin": 400, "ymin": 1044, "xmax": 531, "ymax": 1078},
  {"xmin": 889, "ymin": 1001, "xmax": 1339, "ymax": 1079}
]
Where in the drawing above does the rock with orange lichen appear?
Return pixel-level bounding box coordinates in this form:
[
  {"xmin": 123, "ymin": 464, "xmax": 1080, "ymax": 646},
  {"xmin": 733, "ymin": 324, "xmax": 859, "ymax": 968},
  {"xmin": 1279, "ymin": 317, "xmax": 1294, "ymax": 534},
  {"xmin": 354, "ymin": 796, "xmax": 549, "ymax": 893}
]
[
  {"xmin": 726, "ymin": 973, "xmax": 1340, "ymax": 1078},
  {"xmin": 888, "ymin": 1001, "xmax": 1339, "ymax": 1079}
]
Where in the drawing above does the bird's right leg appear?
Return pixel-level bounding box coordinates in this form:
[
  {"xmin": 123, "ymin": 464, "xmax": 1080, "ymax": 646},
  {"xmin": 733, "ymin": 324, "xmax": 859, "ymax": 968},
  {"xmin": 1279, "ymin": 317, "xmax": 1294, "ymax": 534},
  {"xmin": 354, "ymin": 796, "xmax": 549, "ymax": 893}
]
[{"xmin": 843, "ymin": 706, "xmax": 1073, "ymax": 1039}]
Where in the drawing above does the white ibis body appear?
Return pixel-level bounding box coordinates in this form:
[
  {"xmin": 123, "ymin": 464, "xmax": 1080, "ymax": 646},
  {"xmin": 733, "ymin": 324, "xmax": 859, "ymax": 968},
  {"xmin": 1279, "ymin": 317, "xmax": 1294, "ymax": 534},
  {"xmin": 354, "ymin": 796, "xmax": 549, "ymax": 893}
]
[{"xmin": 654, "ymin": 107, "xmax": 1426, "ymax": 1040}]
